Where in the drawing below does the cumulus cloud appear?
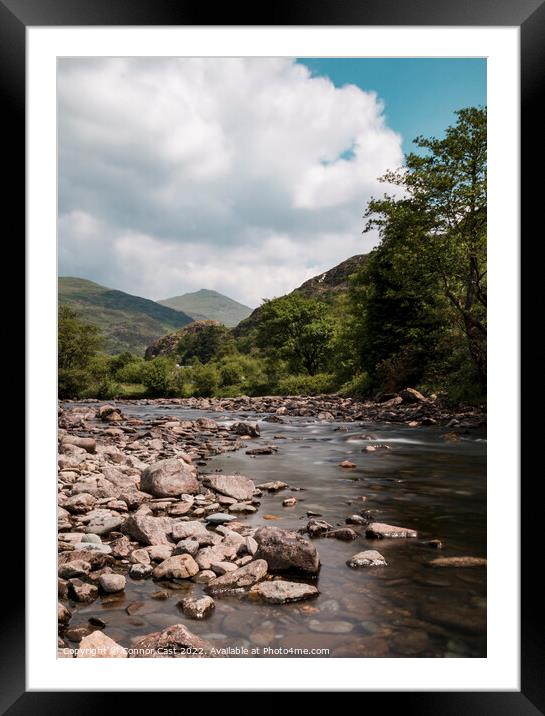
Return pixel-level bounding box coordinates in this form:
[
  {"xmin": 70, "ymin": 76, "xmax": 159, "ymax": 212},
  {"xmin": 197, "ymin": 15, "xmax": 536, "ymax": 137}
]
[{"xmin": 58, "ymin": 57, "xmax": 403, "ymax": 307}]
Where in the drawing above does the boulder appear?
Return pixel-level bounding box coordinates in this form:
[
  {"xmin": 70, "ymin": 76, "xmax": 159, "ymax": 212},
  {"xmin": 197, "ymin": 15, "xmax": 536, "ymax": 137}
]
[
  {"xmin": 123, "ymin": 513, "xmax": 172, "ymax": 545},
  {"xmin": 249, "ymin": 580, "xmax": 319, "ymax": 604},
  {"xmin": 347, "ymin": 550, "xmax": 387, "ymax": 568},
  {"xmin": 140, "ymin": 458, "xmax": 199, "ymax": 498},
  {"xmin": 61, "ymin": 436, "xmax": 96, "ymax": 453},
  {"xmin": 254, "ymin": 526, "xmax": 320, "ymax": 575},
  {"xmin": 84, "ymin": 509, "xmax": 124, "ymax": 536},
  {"xmin": 366, "ymin": 522, "xmax": 418, "ymax": 539},
  {"xmin": 152, "ymin": 554, "xmax": 199, "ymax": 580},
  {"xmin": 77, "ymin": 631, "xmax": 127, "ymax": 658},
  {"xmin": 205, "ymin": 559, "xmax": 268, "ymax": 595},
  {"xmin": 98, "ymin": 573, "xmax": 126, "ymax": 593},
  {"xmin": 131, "ymin": 624, "xmax": 214, "ymax": 657},
  {"xmin": 202, "ymin": 474, "xmax": 255, "ymax": 502},
  {"xmin": 63, "ymin": 493, "xmax": 97, "ymax": 514},
  {"xmin": 399, "ymin": 388, "xmax": 427, "ymax": 403},
  {"xmin": 231, "ymin": 421, "xmax": 260, "ymax": 438}
]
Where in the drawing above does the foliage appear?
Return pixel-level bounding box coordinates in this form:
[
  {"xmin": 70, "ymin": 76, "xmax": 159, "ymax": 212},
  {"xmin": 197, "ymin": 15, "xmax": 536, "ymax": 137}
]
[{"xmin": 177, "ymin": 323, "xmax": 236, "ymax": 364}]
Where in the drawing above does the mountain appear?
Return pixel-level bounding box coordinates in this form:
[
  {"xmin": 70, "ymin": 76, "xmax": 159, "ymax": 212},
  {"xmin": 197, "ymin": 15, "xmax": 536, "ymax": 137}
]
[
  {"xmin": 234, "ymin": 254, "xmax": 368, "ymax": 336},
  {"xmin": 59, "ymin": 277, "xmax": 194, "ymax": 355},
  {"xmin": 158, "ymin": 289, "xmax": 252, "ymax": 327}
]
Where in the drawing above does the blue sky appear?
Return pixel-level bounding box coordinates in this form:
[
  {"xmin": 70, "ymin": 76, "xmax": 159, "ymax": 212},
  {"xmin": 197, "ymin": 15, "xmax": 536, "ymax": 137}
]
[{"xmin": 297, "ymin": 58, "xmax": 487, "ymax": 154}]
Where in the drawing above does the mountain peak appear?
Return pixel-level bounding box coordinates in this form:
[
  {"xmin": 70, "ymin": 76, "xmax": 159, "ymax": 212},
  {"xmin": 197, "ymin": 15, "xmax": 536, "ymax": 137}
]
[{"xmin": 158, "ymin": 289, "xmax": 252, "ymax": 327}]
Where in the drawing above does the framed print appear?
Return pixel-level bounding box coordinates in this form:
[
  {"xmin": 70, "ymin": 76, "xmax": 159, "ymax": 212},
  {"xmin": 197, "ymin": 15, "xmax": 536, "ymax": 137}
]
[{"xmin": 4, "ymin": 0, "xmax": 539, "ymax": 706}]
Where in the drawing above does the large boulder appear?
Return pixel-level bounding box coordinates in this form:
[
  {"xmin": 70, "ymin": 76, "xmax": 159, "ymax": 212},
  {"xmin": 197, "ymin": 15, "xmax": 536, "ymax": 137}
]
[
  {"xmin": 140, "ymin": 458, "xmax": 199, "ymax": 498},
  {"xmin": 123, "ymin": 513, "xmax": 172, "ymax": 545},
  {"xmin": 131, "ymin": 624, "xmax": 214, "ymax": 658},
  {"xmin": 202, "ymin": 474, "xmax": 255, "ymax": 502},
  {"xmin": 254, "ymin": 526, "xmax": 320, "ymax": 575},
  {"xmin": 205, "ymin": 559, "xmax": 268, "ymax": 595}
]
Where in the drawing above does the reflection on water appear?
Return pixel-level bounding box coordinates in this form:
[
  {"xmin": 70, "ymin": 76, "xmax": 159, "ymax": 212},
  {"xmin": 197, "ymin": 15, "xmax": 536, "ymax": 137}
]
[{"xmin": 69, "ymin": 404, "xmax": 486, "ymax": 658}]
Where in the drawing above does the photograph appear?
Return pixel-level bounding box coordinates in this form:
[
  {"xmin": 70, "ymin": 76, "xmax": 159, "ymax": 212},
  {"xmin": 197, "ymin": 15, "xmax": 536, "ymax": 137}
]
[{"xmin": 56, "ymin": 55, "xmax": 488, "ymax": 660}]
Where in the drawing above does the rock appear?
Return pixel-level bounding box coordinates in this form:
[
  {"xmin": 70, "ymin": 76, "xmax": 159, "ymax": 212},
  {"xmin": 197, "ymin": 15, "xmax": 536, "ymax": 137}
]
[
  {"xmin": 129, "ymin": 563, "xmax": 153, "ymax": 579},
  {"xmin": 58, "ymin": 602, "xmax": 71, "ymax": 625},
  {"xmin": 339, "ymin": 460, "xmax": 356, "ymax": 468},
  {"xmin": 346, "ymin": 514, "xmax": 366, "ymax": 525},
  {"xmin": 170, "ymin": 520, "xmax": 219, "ymax": 545},
  {"xmin": 195, "ymin": 543, "xmax": 238, "ymax": 570},
  {"xmin": 231, "ymin": 421, "xmax": 260, "ymax": 438},
  {"xmin": 245, "ymin": 536, "xmax": 258, "ymax": 555},
  {"xmin": 347, "ymin": 550, "xmax": 387, "ymax": 568},
  {"xmin": 428, "ymin": 556, "xmax": 486, "ymax": 568},
  {"xmin": 77, "ymin": 631, "xmax": 127, "ymax": 658},
  {"xmin": 80, "ymin": 533, "xmax": 102, "ymax": 544},
  {"xmin": 399, "ymin": 388, "xmax": 427, "ymax": 403},
  {"xmin": 152, "ymin": 554, "xmax": 199, "ymax": 580},
  {"xmin": 249, "ymin": 580, "xmax": 319, "ymax": 604},
  {"xmin": 308, "ymin": 619, "xmax": 353, "ymax": 634},
  {"xmin": 124, "ymin": 513, "xmax": 172, "ymax": 545},
  {"xmin": 61, "ymin": 436, "xmax": 96, "ymax": 453},
  {"xmin": 58, "ymin": 560, "xmax": 92, "ymax": 579},
  {"xmin": 228, "ymin": 502, "xmax": 256, "ymax": 514},
  {"xmin": 64, "ymin": 493, "xmax": 97, "ymax": 514},
  {"xmin": 210, "ymin": 561, "xmax": 238, "ymax": 575},
  {"xmin": 305, "ymin": 518, "xmax": 332, "ymax": 537},
  {"xmin": 254, "ymin": 526, "xmax": 320, "ymax": 575},
  {"xmin": 147, "ymin": 544, "xmax": 173, "ymax": 562},
  {"xmin": 167, "ymin": 501, "xmax": 193, "ymax": 516},
  {"xmin": 140, "ymin": 458, "xmax": 199, "ymax": 498},
  {"xmin": 246, "ymin": 446, "xmax": 276, "ymax": 455},
  {"xmin": 282, "ymin": 497, "xmax": 297, "ymax": 507},
  {"xmin": 131, "ymin": 624, "xmax": 213, "ymax": 658},
  {"xmin": 58, "ymin": 548, "xmax": 111, "ymax": 571},
  {"xmin": 205, "ymin": 512, "xmax": 236, "ymax": 525},
  {"xmin": 256, "ymin": 481, "xmax": 288, "ymax": 492},
  {"xmin": 98, "ymin": 573, "xmax": 126, "ymax": 593},
  {"xmin": 192, "ymin": 570, "xmax": 216, "ymax": 584},
  {"xmin": 366, "ymin": 522, "xmax": 418, "ymax": 539},
  {"xmin": 130, "ymin": 548, "xmax": 151, "ymax": 565},
  {"xmin": 69, "ymin": 579, "xmax": 99, "ymax": 603},
  {"xmin": 173, "ymin": 539, "xmax": 200, "ymax": 557},
  {"xmin": 72, "ymin": 542, "xmax": 112, "ymax": 554},
  {"xmin": 195, "ymin": 417, "xmax": 218, "ymax": 430},
  {"xmin": 326, "ymin": 527, "xmax": 358, "ymax": 541},
  {"xmin": 84, "ymin": 509, "xmax": 124, "ymax": 536},
  {"xmin": 205, "ymin": 559, "xmax": 268, "ymax": 595},
  {"xmin": 178, "ymin": 595, "xmax": 215, "ymax": 620},
  {"xmin": 202, "ymin": 474, "xmax": 255, "ymax": 502},
  {"xmin": 109, "ymin": 535, "xmax": 131, "ymax": 559}
]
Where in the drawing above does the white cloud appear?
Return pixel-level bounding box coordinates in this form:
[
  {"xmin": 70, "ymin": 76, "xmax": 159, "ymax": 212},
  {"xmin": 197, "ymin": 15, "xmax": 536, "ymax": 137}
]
[{"xmin": 58, "ymin": 58, "xmax": 403, "ymax": 307}]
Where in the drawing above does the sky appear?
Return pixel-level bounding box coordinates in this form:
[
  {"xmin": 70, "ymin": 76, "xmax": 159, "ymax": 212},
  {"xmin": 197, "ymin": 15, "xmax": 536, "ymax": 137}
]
[{"xmin": 58, "ymin": 57, "xmax": 486, "ymax": 308}]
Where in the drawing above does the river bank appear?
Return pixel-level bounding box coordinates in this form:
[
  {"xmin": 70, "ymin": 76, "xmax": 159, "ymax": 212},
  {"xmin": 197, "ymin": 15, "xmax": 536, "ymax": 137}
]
[{"xmin": 58, "ymin": 395, "xmax": 486, "ymax": 658}]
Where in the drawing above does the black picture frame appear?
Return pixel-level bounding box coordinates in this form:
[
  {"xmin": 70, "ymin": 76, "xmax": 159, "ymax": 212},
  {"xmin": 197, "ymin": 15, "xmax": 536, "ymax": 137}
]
[{"xmin": 6, "ymin": 0, "xmax": 538, "ymax": 708}]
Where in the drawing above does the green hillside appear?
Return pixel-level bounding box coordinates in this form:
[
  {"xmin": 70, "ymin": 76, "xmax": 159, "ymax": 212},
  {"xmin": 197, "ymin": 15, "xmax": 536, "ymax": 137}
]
[
  {"xmin": 158, "ymin": 288, "xmax": 252, "ymax": 327},
  {"xmin": 58, "ymin": 277, "xmax": 194, "ymax": 355}
]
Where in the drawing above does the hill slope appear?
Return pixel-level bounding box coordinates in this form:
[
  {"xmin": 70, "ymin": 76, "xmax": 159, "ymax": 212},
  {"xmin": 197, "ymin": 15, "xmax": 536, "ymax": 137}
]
[
  {"xmin": 158, "ymin": 289, "xmax": 252, "ymax": 327},
  {"xmin": 59, "ymin": 277, "xmax": 194, "ymax": 355},
  {"xmin": 234, "ymin": 254, "xmax": 368, "ymax": 336}
]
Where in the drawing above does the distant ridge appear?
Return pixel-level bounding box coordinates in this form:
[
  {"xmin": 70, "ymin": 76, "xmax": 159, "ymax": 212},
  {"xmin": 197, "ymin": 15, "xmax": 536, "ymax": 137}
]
[
  {"xmin": 159, "ymin": 288, "xmax": 252, "ymax": 327},
  {"xmin": 58, "ymin": 277, "xmax": 193, "ymax": 355}
]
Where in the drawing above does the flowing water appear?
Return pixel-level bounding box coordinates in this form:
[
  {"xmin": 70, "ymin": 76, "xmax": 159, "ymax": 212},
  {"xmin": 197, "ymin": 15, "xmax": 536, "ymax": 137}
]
[{"xmin": 67, "ymin": 404, "xmax": 487, "ymax": 658}]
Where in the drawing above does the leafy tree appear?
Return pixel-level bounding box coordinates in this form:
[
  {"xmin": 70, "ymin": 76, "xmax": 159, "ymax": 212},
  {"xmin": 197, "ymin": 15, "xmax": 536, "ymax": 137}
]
[
  {"xmin": 362, "ymin": 107, "xmax": 487, "ymax": 391},
  {"xmin": 177, "ymin": 322, "xmax": 235, "ymax": 364},
  {"xmin": 191, "ymin": 363, "xmax": 220, "ymax": 397},
  {"xmin": 58, "ymin": 306, "xmax": 103, "ymax": 397},
  {"xmin": 255, "ymin": 294, "xmax": 334, "ymax": 376},
  {"xmin": 141, "ymin": 357, "xmax": 174, "ymax": 396}
]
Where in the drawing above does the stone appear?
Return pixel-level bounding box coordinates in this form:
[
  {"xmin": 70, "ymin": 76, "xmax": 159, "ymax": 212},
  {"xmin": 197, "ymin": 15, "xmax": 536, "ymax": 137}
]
[
  {"xmin": 80, "ymin": 533, "xmax": 102, "ymax": 544},
  {"xmin": 195, "ymin": 417, "xmax": 218, "ymax": 430},
  {"xmin": 192, "ymin": 570, "xmax": 216, "ymax": 584},
  {"xmin": 58, "ymin": 548, "xmax": 111, "ymax": 571},
  {"xmin": 84, "ymin": 509, "xmax": 124, "ymax": 536},
  {"xmin": 131, "ymin": 624, "xmax": 213, "ymax": 658},
  {"xmin": 129, "ymin": 563, "xmax": 153, "ymax": 579},
  {"xmin": 308, "ymin": 620, "xmax": 353, "ymax": 634},
  {"xmin": 256, "ymin": 481, "xmax": 289, "ymax": 492},
  {"xmin": 246, "ymin": 446, "xmax": 276, "ymax": 455},
  {"xmin": 77, "ymin": 630, "xmax": 127, "ymax": 658},
  {"xmin": 61, "ymin": 436, "xmax": 96, "ymax": 453},
  {"xmin": 399, "ymin": 388, "xmax": 427, "ymax": 403},
  {"xmin": 428, "ymin": 556, "xmax": 486, "ymax": 568},
  {"xmin": 58, "ymin": 602, "xmax": 71, "ymax": 625},
  {"xmin": 205, "ymin": 512, "xmax": 237, "ymax": 525},
  {"xmin": 347, "ymin": 550, "xmax": 387, "ymax": 568},
  {"xmin": 231, "ymin": 421, "xmax": 260, "ymax": 438},
  {"xmin": 326, "ymin": 528, "xmax": 358, "ymax": 541},
  {"xmin": 148, "ymin": 544, "xmax": 173, "ymax": 562},
  {"xmin": 228, "ymin": 502, "xmax": 256, "ymax": 514},
  {"xmin": 249, "ymin": 580, "xmax": 319, "ymax": 604},
  {"xmin": 58, "ymin": 560, "xmax": 92, "ymax": 579},
  {"xmin": 152, "ymin": 554, "xmax": 199, "ymax": 580},
  {"xmin": 130, "ymin": 548, "xmax": 151, "ymax": 565},
  {"xmin": 173, "ymin": 539, "xmax": 200, "ymax": 557},
  {"xmin": 195, "ymin": 543, "xmax": 238, "ymax": 570},
  {"xmin": 178, "ymin": 595, "xmax": 215, "ymax": 620},
  {"xmin": 205, "ymin": 559, "xmax": 268, "ymax": 595},
  {"xmin": 109, "ymin": 535, "xmax": 131, "ymax": 559},
  {"xmin": 210, "ymin": 561, "xmax": 238, "ymax": 575},
  {"xmin": 366, "ymin": 522, "xmax": 418, "ymax": 539},
  {"xmin": 140, "ymin": 458, "xmax": 199, "ymax": 498},
  {"xmin": 305, "ymin": 518, "xmax": 333, "ymax": 537},
  {"xmin": 124, "ymin": 513, "xmax": 172, "ymax": 545},
  {"xmin": 346, "ymin": 514, "xmax": 366, "ymax": 525},
  {"xmin": 64, "ymin": 493, "xmax": 97, "ymax": 514},
  {"xmin": 339, "ymin": 460, "xmax": 356, "ymax": 468},
  {"xmin": 170, "ymin": 520, "xmax": 219, "ymax": 545},
  {"xmin": 98, "ymin": 573, "xmax": 126, "ymax": 593},
  {"xmin": 167, "ymin": 501, "xmax": 193, "ymax": 516},
  {"xmin": 245, "ymin": 536, "xmax": 258, "ymax": 555},
  {"xmin": 203, "ymin": 474, "xmax": 255, "ymax": 502},
  {"xmin": 69, "ymin": 579, "xmax": 99, "ymax": 603},
  {"xmin": 282, "ymin": 497, "xmax": 297, "ymax": 507},
  {"xmin": 254, "ymin": 526, "xmax": 320, "ymax": 575}
]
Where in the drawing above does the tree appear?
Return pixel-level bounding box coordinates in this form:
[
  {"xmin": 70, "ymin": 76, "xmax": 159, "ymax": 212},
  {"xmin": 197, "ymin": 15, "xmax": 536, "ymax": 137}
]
[
  {"xmin": 255, "ymin": 294, "xmax": 334, "ymax": 376},
  {"xmin": 58, "ymin": 306, "xmax": 103, "ymax": 397},
  {"xmin": 364, "ymin": 107, "xmax": 487, "ymax": 390},
  {"xmin": 177, "ymin": 322, "xmax": 234, "ymax": 364}
]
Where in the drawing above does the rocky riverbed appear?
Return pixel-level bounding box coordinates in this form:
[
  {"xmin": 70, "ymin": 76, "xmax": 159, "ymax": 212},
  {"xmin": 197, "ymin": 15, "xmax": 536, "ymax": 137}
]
[{"xmin": 58, "ymin": 393, "xmax": 487, "ymax": 658}]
